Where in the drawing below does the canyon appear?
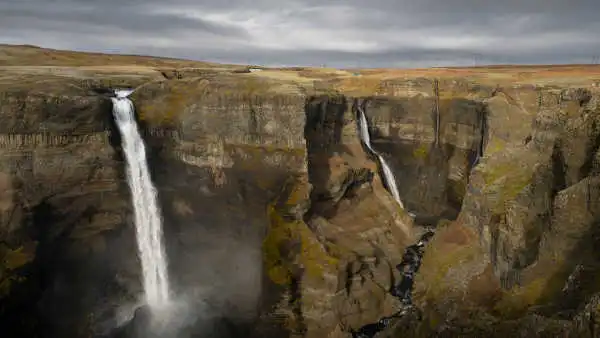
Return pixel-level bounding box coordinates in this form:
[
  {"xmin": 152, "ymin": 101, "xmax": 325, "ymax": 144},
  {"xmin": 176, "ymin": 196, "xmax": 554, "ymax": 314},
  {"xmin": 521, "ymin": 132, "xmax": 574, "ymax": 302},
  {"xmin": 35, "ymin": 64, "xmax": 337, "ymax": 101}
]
[{"xmin": 2, "ymin": 44, "xmax": 600, "ymax": 337}]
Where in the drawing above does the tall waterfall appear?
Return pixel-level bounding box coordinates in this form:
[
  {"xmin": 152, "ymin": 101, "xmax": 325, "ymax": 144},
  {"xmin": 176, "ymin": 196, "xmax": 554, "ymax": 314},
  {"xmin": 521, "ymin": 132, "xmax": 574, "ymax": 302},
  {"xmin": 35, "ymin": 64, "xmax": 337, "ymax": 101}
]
[
  {"xmin": 111, "ymin": 89, "xmax": 171, "ymax": 309},
  {"xmin": 356, "ymin": 105, "xmax": 405, "ymax": 209}
]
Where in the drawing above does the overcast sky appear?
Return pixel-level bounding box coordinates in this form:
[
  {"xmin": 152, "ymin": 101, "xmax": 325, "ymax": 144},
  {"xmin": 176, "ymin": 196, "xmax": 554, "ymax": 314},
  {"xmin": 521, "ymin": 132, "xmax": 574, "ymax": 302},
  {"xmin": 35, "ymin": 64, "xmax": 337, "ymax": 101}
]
[{"xmin": 1, "ymin": 0, "xmax": 600, "ymax": 68}]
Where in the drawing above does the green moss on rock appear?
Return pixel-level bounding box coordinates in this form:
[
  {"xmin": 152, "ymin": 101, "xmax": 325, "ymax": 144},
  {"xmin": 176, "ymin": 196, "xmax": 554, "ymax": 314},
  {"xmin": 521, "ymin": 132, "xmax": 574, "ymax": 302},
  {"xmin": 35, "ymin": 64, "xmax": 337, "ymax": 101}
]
[
  {"xmin": 3, "ymin": 246, "xmax": 35, "ymax": 270},
  {"xmin": 135, "ymin": 80, "xmax": 210, "ymax": 126},
  {"xmin": 262, "ymin": 177, "xmax": 338, "ymax": 286},
  {"xmin": 492, "ymin": 270, "xmax": 569, "ymax": 319},
  {"xmin": 480, "ymin": 160, "xmax": 536, "ymax": 214},
  {"xmin": 0, "ymin": 243, "xmax": 36, "ymax": 298},
  {"xmin": 415, "ymin": 224, "xmax": 481, "ymax": 302},
  {"xmin": 412, "ymin": 144, "xmax": 429, "ymax": 159},
  {"xmin": 486, "ymin": 139, "xmax": 508, "ymax": 155}
]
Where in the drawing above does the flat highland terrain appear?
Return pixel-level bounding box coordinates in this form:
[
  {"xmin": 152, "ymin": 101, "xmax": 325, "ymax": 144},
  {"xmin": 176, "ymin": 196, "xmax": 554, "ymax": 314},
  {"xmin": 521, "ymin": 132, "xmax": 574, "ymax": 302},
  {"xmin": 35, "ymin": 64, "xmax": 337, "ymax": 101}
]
[{"xmin": 2, "ymin": 44, "xmax": 600, "ymax": 95}]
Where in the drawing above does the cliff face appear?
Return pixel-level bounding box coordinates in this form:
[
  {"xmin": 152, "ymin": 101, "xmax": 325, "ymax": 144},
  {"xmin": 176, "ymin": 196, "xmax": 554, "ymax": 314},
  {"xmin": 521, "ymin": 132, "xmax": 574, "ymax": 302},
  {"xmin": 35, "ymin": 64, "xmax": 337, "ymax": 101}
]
[
  {"xmin": 0, "ymin": 74, "xmax": 307, "ymax": 337},
  {"xmin": 0, "ymin": 89, "xmax": 135, "ymax": 336},
  {"xmin": 132, "ymin": 77, "xmax": 309, "ymax": 336},
  {"xmin": 3, "ymin": 45, "xmax": 600, "ymax": 338},
  {"xmin": 0, "ymin": 71, "xmax": 415, "ymax": 337},
  {"xmin": 386, "ymin": 88, "xmax": 600, "ymax": 337},
  {"xmin": 130, "ymin": 79, "xmax": 417, "ymax": 337},
  {"xmin": 362, "ymin": 87, "xmax": 487, "ymax": 222}
]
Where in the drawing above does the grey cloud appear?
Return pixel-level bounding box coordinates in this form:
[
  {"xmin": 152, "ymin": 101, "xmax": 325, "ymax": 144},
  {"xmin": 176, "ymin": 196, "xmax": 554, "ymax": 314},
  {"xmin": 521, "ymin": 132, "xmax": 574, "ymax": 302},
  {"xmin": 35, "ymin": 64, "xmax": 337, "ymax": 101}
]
[
  {"xmin": 0, "ymin": 1, "xmax": 248, "ymax": 37},
  {"xmin": 0, "ymin": 0, "xmax": 599, "ymax": 67},
  {"xmin": 297, "ymin": 0, "xmax": 600, "ymax": 35},
  {"xmin": 310, "ymin": 0, "xmax": 597, "ymax": 15},
  {"xmin": 18, "ymin": 41, "xmax": 597, "ymax": 69},
  {"xmin": 122, "ymin": 39, "xmax": 600, "ymax": 68}
]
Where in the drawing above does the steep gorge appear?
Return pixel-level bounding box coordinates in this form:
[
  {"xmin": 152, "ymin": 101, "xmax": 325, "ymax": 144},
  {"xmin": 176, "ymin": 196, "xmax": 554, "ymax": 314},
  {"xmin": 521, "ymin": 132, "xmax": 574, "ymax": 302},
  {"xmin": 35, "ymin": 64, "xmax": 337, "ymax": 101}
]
[{"xmin": 1, "ymin": 63, "xmax": 600, "ymax": 338}]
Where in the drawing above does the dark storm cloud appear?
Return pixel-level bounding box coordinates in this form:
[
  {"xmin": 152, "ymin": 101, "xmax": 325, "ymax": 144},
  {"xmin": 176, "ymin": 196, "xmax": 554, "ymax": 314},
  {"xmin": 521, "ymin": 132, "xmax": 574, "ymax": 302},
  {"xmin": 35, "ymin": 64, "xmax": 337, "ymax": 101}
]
[{"xmin": 0, "ymin": 0, "xmax": 599, "ymax": 67}]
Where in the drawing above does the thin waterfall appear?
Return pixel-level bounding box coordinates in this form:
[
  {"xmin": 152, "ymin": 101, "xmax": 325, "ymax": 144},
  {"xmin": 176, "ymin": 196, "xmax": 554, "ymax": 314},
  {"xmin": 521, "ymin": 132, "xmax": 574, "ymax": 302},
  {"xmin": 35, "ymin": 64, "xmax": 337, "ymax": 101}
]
[
  {"xmin": 478, "ymin": 110, "xmax": 486, "ymax": 158},
  {"xmin": 356, "ymin": 105, "xmax": 405, "ymax": 209},
  {"xmin": 352, "ymin": 104, "xmax": 436, "ymax": 338},
  {"xmin": 473, "ymin": 109, "xmax": 487, "ymax": 166},
  {"xmin": 111, "ymin": 89, "xmax": 171, "ymax": 309}
]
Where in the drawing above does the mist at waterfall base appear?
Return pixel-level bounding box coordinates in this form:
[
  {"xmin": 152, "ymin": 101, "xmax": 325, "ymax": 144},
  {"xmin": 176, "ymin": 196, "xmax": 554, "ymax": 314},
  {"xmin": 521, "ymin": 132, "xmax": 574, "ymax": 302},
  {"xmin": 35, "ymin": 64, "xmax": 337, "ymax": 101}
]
[{"xmin": 107, "ymin": 90, "xmax": 259, "ymax": 338}]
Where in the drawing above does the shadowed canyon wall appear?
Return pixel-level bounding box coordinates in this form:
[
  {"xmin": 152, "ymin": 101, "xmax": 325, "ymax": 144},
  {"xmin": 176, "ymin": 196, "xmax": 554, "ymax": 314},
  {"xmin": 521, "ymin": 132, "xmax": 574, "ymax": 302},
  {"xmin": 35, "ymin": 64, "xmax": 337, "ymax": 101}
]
[{"xmin": 361, "ymin": 92, "xmax": 488, "ymax": 223}]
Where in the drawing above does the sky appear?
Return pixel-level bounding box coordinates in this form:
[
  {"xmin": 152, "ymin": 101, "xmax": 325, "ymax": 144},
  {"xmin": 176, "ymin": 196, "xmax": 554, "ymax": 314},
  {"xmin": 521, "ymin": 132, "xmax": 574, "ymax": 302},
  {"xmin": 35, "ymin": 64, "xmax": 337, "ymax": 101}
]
[{"xmin": 1, "ymin": 0, "xmax": 600, "ymax": 68}]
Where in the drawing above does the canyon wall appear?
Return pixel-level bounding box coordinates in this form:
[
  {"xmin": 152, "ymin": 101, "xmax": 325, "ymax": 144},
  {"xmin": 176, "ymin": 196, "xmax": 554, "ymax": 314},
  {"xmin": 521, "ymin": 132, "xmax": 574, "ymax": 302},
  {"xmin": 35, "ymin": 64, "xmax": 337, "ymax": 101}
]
[
  {"xmin": 1, "ymin": 70, "xmax": 600, "ymax": 338},
  {"xmin": 382, "ymin": 88, "xmax": 600, "ymax": 337}
]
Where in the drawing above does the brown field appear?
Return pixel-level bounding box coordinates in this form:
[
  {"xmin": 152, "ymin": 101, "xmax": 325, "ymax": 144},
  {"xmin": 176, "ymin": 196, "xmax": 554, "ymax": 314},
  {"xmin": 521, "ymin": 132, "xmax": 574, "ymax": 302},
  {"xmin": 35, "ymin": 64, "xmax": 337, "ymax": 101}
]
[{"xmin": 1, "ymin": 44, "xmax": 600, "ymax": 94}]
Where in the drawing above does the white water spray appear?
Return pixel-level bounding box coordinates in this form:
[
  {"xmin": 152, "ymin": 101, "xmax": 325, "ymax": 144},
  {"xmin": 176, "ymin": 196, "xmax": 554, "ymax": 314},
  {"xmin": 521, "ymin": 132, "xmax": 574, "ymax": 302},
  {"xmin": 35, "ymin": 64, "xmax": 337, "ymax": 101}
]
[
  {"xmin": 111, "ymin": 89, "xmax": 171, "ymax": 309},
  {"xmin": 356, "ymin": 106, "xmax": 405, "ymax": 209}
]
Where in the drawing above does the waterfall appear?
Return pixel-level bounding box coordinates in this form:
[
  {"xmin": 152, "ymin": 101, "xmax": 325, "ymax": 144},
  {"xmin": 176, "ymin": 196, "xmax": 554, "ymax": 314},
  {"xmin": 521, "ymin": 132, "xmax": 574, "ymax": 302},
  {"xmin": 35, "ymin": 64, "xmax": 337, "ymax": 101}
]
[
  {"xmin": 472, "ymin": 109, "xmax": 487, "ymax": 166},
  {"xmin": 356, "ymin": 105, "xmax": 405, "ymax": 209},
  {"xmin": 111, "ymin": 89, "xmax": 171, "ymax": 309},
  {"xmin": 352, "ymin": 104, "xmax": 436, "ymax": 338}
]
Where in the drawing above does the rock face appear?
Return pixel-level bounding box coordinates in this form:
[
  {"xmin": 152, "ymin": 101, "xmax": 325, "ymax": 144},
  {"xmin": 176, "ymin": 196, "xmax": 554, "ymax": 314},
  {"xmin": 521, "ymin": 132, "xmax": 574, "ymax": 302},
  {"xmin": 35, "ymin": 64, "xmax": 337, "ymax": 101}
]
[
  {"xmin": 402, "ymin": 88, "xmax": 600, "ymax": 337},
  {"xmin": 0, "ymin": 73, "xmax": 415, "ymax": 338},
  {"xmin": 0, "ymin": 75, "xmax": 309, "ymax": 337},
  {"xmin": 3, "ymin": 45, "xmax": 600, "ymax": 338},
  {"xmin": 0, "ymin": 91, "xmax": 130, "ymax": 337},
  {"xmin": 259, "ymin": 95, "xmax": 414, "ymax": 337},
  {"xmin": 362, "ymin": 85, "xmax": 489, "ymax": 223}
]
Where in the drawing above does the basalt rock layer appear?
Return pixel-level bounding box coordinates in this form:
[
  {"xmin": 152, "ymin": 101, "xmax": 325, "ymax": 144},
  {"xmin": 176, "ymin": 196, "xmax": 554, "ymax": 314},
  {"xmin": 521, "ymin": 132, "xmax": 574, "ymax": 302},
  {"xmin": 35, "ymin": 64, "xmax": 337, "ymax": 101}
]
[
  {"xmin": 391, "ymin": 88, "xmax": 600, "ymax": 337},
  {"xmin": 2, "ymin": 45, "xmax": 600, "ymax": 338}
]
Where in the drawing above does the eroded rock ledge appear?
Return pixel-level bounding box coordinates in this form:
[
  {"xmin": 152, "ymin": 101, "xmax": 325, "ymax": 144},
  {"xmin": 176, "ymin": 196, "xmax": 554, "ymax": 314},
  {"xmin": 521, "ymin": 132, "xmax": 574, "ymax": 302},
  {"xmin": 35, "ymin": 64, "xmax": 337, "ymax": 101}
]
[{"xmin": 1, "ymin": 72, "xmax": 600, "ymax": 338}]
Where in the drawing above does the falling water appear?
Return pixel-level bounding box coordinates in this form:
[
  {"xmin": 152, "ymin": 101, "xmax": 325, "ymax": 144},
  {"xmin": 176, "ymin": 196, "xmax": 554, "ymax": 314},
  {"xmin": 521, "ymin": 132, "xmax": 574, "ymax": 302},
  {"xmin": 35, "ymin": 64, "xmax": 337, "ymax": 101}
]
[
  {"xmin": 356, "ymin": 106, "xmax": 405, "ymax": 209},
  {"xmin": 352, "ymin": 105, "xmax": 436, "ymax": 338},
  {"xmin": 111, "ymin": 89, "xmax": 171, "ymax": 309},
  {"xmin": 472, "ymin": 110, "xmax": 487, "ymax": 167}
]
